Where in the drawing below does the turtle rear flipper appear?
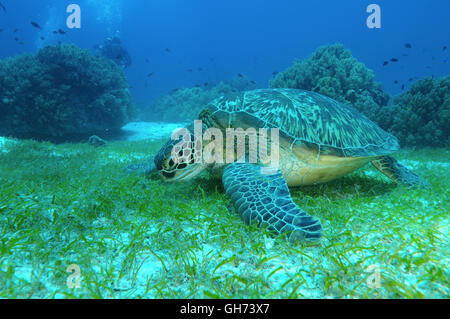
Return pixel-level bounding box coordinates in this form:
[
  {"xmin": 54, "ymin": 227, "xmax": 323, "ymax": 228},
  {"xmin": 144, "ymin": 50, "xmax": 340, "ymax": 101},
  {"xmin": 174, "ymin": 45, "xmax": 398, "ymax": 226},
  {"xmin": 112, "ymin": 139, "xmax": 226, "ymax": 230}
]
[
  {"xmin": 372, "ymin": 156, "xmax": 429, "ymax": 187},
  {"xmin": 222, "ymin": 162, "xmax": 322, "ymax": 242}
]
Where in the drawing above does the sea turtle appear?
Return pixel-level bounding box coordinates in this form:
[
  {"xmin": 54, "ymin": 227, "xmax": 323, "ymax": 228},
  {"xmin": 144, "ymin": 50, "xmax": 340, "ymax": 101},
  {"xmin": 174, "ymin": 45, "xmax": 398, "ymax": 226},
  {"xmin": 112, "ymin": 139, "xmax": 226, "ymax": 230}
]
[{"xmin": 129, "ymin": 88, "xmax": 427, "ymax": 242}]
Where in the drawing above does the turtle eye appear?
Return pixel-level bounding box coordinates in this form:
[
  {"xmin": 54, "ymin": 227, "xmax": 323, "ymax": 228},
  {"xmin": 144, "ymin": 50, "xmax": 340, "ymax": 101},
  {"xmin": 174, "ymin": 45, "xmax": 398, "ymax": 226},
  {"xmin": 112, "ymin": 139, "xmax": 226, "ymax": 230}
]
[{"xmin": 163, "ymin": 158, "xmax": 176, "ymax": 170}]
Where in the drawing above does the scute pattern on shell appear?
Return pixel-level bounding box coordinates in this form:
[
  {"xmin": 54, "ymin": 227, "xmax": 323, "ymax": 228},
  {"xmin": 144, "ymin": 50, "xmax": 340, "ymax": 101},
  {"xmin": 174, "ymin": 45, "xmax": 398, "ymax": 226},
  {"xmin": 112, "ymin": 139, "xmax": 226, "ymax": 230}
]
[{"xmin": 207, "ymin": 88, "xmax": 399, "ymax": 157}]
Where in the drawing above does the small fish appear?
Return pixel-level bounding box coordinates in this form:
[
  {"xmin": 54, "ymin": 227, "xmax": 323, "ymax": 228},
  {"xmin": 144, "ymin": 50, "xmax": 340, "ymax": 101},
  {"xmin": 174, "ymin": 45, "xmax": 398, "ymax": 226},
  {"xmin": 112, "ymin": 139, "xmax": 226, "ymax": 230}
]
[
  {"xmin": 31, "ymin": 21, "xmax": 42, "ymax": 30},
  {"xmin": 250, "ymin": 80, "xmax": 256, "ymax": 84},
  {"xmin": 170, "ymin": 88, "xmax": 179, "ymax": 93},
  {"xmin": 53, "ymin": 30, "xmax": 58, "ymax": 34},
  {"xmin": 13, "ymin": 28, "xmax": 19, "ymax": 33},
  {"xmin": 401, "ymin": 84, "xmax": 405, "ymax": 90},
  {"xmin": 40, "ymin": 36, "xmax": 45, "ymax": 40},
  {"xmin": 19, "ymin": 41, "xmax": 24, "ymax": 45},
  {"xmin": 394, "ymin": 80, "xmax": 398, "ymax": 84},
  {"xmin": 164, "ymin": 48, "xmax": 170, "ymax": 53},
  {"xmin": 197, "ymin": 67, "xmax": 203, "ymax": 71},
  {"xmin": 0, "ymin": 1, "xmax": 6, "ymax": 13},
  {"xmin": 204, "ymin": 82, "xmax": 209, "ymax": 86},
  {"xmin": 14, "ymin": 37, "xmax": 18, "ymax": 41},
  {"xmin": 391, "ymin": 58, "xmax": 399, "ymax": 62},
  {"xmin": 194, "ymin": 84, "xmax": 201, "ymax": 88},
  {"xmin": 402, "ymin": 54, "xmax": 408, "ymax": 57},
  {"xmin": 382, "ymin": 61, "xmax": 389, "ymax": 66},
  {"xmin": 237, "ymin": 73, "xmax": 243, "ymax": 78},
  {"xmin": 443, "ymin": 46, "xmax": 447, "ymax": 51},
  {"xmin": 147, "ymin": 72, "xmax": 154, "ymax": 77},
  {"xmin": 404, "ymin": 43, "xmax": 412, "ymax": 48},
  {"xmin": 145, "ymin": 58, "xmax": 150, "ymax": 63},
  {"xmin": 408, "ymin": 77, "xmax": 414, "ymax": 82},
  {"xmin": 58, "ymin": 28, "xmax": 67, "ymax": 34},
  {"xmin": 426, "ymin": 66, "xmax": 432, "ymax": 69},
  {"xmin": 187, "ymin": 69, "xmax": 193, "ymax": 72},
  {"xmin": 272, "ymin": 71, "xmax": 278, "ymax": 76}
]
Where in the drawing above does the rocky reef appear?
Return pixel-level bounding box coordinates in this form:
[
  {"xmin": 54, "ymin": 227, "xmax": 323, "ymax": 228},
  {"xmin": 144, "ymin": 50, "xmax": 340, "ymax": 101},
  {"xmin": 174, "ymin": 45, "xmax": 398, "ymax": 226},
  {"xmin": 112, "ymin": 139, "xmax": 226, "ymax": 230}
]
[
  {"xmin": 143, "ymin": 75, "xmax": 258, "ymax": 122},
  {"xmin": 0, "ymin": 44, "xmax": 135, "ymax": 142},
  {"xmin": 379, "ymin": 76, "xmax": 450, "ymax": 147},
  {"xmin": 270, "ymin": 43, "xmax": 389, "ymax": 122},
  {"xmin": 270, "ymin": 43, "xmax": 449, "ymax": 148}
]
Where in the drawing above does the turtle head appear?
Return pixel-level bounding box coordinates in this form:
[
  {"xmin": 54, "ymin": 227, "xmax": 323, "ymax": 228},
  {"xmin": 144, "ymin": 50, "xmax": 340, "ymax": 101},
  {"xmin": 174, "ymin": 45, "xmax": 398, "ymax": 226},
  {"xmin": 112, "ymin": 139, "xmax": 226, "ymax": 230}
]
[{"xmin": 154, "ymin": 126, "xmax": 208, "ymax": 182}]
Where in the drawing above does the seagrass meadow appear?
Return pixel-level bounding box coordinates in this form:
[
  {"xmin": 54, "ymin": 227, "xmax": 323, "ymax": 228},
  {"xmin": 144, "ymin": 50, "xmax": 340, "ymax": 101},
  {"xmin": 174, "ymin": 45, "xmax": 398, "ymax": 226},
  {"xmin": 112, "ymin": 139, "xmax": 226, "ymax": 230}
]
[{"xmin": 0, "ymin": 136, "xmax": 448, "ymax": 298}]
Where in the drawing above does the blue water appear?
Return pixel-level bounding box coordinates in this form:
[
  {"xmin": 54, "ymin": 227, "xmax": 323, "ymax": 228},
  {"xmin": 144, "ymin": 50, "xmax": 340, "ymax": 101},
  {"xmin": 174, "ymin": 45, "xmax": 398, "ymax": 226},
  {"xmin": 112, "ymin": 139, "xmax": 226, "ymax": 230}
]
[{"xmin": 0, "ymin": 0, "xmax": 449, "ymax": 106}]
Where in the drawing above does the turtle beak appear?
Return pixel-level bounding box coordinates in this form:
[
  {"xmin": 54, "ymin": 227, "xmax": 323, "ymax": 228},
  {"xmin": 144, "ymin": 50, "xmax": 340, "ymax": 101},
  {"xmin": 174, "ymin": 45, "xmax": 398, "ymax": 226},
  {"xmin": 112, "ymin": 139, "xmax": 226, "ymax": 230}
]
[{"xmin": 172, "ymin": 162, "xmax": 207, "ymax": 181}]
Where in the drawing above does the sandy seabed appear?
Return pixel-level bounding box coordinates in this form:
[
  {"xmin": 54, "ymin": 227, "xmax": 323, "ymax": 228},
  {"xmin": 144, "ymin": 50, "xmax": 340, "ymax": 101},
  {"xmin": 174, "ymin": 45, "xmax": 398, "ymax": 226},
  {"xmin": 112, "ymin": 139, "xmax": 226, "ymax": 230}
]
[{"xmin": 120, "ymin": 122, "xmax": 188, "ymax": 142}]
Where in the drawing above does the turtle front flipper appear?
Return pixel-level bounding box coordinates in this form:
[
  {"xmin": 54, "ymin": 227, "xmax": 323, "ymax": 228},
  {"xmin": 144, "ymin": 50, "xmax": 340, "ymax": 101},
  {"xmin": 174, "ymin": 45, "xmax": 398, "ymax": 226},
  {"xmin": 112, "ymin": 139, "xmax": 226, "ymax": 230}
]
[
  {"xmin": 222, "ymin": 162, "xmax": 322, "ymax": 242},
  {"xmin": 372, "ymin": 155, "xmax": 429, "ymax": 187}
]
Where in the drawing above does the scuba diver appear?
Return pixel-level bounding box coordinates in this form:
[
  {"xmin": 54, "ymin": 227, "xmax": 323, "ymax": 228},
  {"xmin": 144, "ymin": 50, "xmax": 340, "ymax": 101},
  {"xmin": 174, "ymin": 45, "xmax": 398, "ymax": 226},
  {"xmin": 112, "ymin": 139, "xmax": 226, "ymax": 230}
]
[{"xmin": 97, "ymin": 32, "xmax": 132, "ymax": 69}]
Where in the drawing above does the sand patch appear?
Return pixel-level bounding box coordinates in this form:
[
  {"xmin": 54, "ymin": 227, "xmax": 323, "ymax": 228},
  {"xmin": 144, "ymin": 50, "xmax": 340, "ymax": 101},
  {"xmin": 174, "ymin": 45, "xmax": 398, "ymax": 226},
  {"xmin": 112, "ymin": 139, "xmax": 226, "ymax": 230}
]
[{"xmin": 120, "ymin": 122, "xmax": 188, "ymax": 141}]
